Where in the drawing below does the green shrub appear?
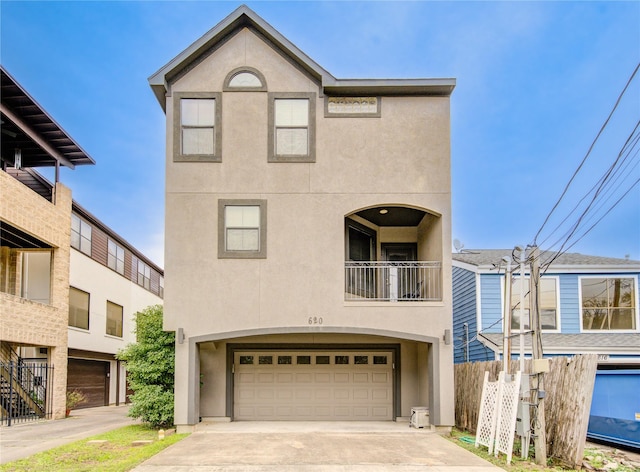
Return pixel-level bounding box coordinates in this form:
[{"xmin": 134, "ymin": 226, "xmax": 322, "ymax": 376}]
[{"xmin": 117, "ymin": 305, "xmax": 174, "ymax": 428}]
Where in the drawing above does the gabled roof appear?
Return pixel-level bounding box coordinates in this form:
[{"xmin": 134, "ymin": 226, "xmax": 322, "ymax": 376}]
[
  {"xmin": 452, "ymin": 249, "xmax": 639, "ymax": 272},
  {"xmin": 1, "ymin": 66, "xmax": 95, "ymax": 169},
  {"xmin": 148, "ymin": 5, "xmax": 456, "ymax": 111}
]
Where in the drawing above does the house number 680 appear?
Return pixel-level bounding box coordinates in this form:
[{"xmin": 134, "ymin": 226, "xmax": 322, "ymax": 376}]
[{"xmin": 308, "ymin": 316, "xmax": 323, "ymax": 325}]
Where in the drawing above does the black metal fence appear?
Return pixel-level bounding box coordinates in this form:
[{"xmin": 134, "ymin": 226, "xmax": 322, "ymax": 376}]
[{"xmin": 1, "ymin": 361, "xmax": 53, "ymax": 426}]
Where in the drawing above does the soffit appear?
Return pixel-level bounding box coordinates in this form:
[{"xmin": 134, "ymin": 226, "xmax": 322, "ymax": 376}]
[
  {"xmin": 1, "ymin": 67, "xmax": 95, "ymax": 169},
  {"xmin": 355, "ymin": 207, "xmax": 426, "ymax": 227}
]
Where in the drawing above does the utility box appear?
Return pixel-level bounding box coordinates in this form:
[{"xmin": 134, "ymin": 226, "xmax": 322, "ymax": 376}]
[{"xmin": 410, "ymin": 407, "xmax": 430, "ymax": 428}]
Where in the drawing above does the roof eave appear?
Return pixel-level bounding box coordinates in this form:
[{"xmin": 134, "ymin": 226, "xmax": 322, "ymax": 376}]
[
  {"xmin": 148, "ymin": 5, "xmax": 335, "ymax": 112},
  {"xmin": 324, "ymin": 78, "xmax": 456, "ymax": 97}
]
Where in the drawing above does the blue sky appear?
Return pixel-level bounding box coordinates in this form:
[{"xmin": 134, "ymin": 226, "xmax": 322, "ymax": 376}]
[{"xmin": 2, "ymin": 1, "xmax": 639, "ymax": 267}]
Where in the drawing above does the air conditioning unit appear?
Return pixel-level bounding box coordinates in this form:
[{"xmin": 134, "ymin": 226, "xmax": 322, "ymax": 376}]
[{"xmin": 410, "ymin": 407, "xmax": 429, "ymax": 428}]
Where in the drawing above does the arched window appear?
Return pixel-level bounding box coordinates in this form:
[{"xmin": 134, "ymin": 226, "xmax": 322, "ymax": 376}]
[{"xmin": 224, "ymin": 67, "xmax": 267, "ymax": 91}]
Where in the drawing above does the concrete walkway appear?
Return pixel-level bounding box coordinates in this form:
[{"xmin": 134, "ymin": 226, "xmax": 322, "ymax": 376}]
[
  {"xmin": 0, "ymin": 405, "xmax": 137, "ymax": 464},
  {"xmin": 132, "ymin": 421, "xmax": 505, "ymax": 472}
]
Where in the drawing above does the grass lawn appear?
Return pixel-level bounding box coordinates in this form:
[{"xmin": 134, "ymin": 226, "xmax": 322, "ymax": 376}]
[
  {"xmin": 0, "ymin": 425, "xmax": 188, "ymax": 472},
  {"xmin": 447, "ymin": 429, "xmax": 639, "ymax": 472}
]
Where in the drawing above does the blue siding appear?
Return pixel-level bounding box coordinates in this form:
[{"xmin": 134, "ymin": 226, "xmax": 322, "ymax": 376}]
[
  {"xmin": 480, "ymin": 274, "xmax": 503, "ymax": 333},
  {"xmin": 452, "ymin": 267, "xmax": 498, "ymax": 363},
  {"xmin": 557, "ymin": 273, "xmax": 580, "ymax": 333}
]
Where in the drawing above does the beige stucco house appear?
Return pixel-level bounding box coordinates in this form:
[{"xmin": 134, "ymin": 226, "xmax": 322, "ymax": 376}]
[{"xmin": 149, "ymin": 5, "xmax": 456, "ymax": 431}]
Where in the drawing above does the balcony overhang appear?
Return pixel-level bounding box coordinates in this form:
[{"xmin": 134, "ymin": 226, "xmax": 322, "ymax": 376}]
[
  {"xmin": 1, "ymin": 67, "xmax": 95, "ymax": 170},
  {"xmin": 0, "ymin": 221, "xmax": 52, "ymax": 249}
]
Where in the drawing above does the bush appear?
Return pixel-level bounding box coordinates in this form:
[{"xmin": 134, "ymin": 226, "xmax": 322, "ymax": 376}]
[
  {"xmin": 117, "ymin": 305, "xmax": 174, "ymax": 428},
  {"xmin": 66, "ymin": 390, "xmax": 87, "ymax": 410}
]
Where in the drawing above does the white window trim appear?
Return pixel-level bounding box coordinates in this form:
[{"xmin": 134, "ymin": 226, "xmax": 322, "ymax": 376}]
[
  {"xmin": 500, "ymin": 274, "xmax": 562, "ymax": 333},
  {"xmin": 578, "ymin": 274, "xmax": 639, "ymax": 333}
]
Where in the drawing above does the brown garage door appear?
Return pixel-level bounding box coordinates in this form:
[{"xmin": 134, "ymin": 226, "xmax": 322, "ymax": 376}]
[{"xmin": 67, "ymin": 358, "xmax": 109, "ymax": 409}]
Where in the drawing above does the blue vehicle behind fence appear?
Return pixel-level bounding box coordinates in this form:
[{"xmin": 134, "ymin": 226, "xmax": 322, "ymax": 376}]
[{"xmin": 588, "ymin": 369, "xmax": 640, "ymax": 450}]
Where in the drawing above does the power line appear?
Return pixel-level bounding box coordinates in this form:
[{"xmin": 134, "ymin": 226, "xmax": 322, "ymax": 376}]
[
  {"xmin": 538, "ymin": 122, "xmax": 640, "ymax": 255},
  {"xmin": 533, "ymin": 62, "xmax": 640, "ymax": 246}
]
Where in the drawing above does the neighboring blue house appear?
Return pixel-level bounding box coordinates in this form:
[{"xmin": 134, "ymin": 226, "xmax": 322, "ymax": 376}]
[
  {"xmin": 452, "ymin": 249, "xmax": 640, "ymax": 365},
  {"xmin": 452, "ymin": 249, "xmax": 640, "ymax": 448}
]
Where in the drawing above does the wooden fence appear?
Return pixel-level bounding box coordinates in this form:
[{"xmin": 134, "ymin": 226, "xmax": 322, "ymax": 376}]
[{"xmin": 454, "ymin": 354, "xmax": 598, "ymax": 468}]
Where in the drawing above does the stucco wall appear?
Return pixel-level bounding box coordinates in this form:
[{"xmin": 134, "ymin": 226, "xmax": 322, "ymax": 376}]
[{"xmin": 162, "ymin": 27, "xmax": 453, "ymax": 427}]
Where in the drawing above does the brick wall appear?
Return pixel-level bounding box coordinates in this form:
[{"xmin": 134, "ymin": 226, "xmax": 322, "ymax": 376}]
[{"xmin": 0, "ymin": 171, "xmax": 72, "ymax": 419}]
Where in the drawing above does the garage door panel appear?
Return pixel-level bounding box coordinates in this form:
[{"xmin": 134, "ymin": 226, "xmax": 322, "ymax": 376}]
[
  {"xmin": 258, "ymin": 389, "xmax": 274, "ymax": 400},
  {"xmin": 238, "ymin": 373, "xmax": 255, "ymax": 383},
  {"xmin": 354, "ymin": 407, "xmax": 369, "ymax": 416},
  {"xmin": 373, "ymin": 407, "xmax": 391, "ymax": 418},
  {"xmin": 315, "ymin": 373, "xmax": 330, "ymax": 383},
  {"xmin": 277, "ymin": 373, "xmax": 293, "ymax": 382},
  {"xmin": 372, "ymin": 372, "xmax": 389, "ymax": 383},
  {"xmin": 353, "ymin": 373, "xmax": 369, "ymax": 382},
  {"xmin": 295, "ymin": 373, "xmax": 312, "ymax": 382},
  {"xmin": 334, "ymin": 373, "xmax": 349, "ymax": 382},
  {"xmin": 295, "ymin": 389, "xmax": 313, "ymax": 400},
  {"xmin": 372, "ymin": 388, "xmax": 390, "ymax": 400},
  {"xmin": 234, "ymin": 350, "xmax": 393, "ymax": 421},
  {"xmin": 353, "ymin": 389, "xmax": 369, "ymax": 400}
]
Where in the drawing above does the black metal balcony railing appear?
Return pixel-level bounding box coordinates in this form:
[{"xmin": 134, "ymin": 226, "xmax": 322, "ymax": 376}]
[{"xmin": 345, "ymin": 261, "xmax": 442, "ymax": 302}]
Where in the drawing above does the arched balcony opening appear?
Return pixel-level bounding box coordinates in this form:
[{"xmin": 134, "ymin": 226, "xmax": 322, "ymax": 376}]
[{"xmin": 345, "ymin": 205, "xmax": 442, "ymax": 302}]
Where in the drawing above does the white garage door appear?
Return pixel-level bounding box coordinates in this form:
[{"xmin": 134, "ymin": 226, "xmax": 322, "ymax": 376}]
[{"xmin": 234, "ymin": 350, "xmax": 393, "ymax": 420}]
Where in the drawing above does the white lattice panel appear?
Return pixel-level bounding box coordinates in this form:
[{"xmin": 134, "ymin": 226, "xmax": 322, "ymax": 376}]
[
  {"xmin": 494, "ymin": 371, "xmax": 522, "ymax": 465},
  {"xmin": 475, "ymin": 371, "xmax": 501, "ymax": 454}
]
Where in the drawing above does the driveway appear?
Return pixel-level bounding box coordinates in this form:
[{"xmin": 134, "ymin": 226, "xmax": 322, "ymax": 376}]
[
  {"xmin": 133, "ymin": 421, "xmax": 504, "ymax": 471},
  {"xmin": 0, "ymin": 405, "xmax": 136, "ymax": 464}
]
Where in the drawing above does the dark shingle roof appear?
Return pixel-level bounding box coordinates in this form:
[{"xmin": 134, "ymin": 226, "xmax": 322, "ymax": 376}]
[
  {"xmin": 452, "ymin": 249, "xmax": 639, "ymax": 270},
  {"xmin": 481, "ymin": 333, "xmax": 640, "ymax": 352}
]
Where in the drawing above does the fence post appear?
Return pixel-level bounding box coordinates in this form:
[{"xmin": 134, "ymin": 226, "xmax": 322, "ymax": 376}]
[{"xmin": 8, "ymin": 361, "xmax": 14, "ymax": 426}]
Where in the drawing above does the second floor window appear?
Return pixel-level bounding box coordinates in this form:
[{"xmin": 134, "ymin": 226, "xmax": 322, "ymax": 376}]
[
  {"xmin": 181, "ymin": 98, "xmax": 215, "ymax": 155},
  {"xmin": 107, "ymin": 240, "xmax": 125, "ymax": 275},
  {"xmin": 71, "ymin": 214, "xmax": 92, "ymax": 256},
  {"xmin": 174, "ymin": 92, "xmax": 221, "ymax": 162},
  {"xmin": 69, "ymin": 287, "xmax": 89, "ymax": 330},
  {"xmin": 581, "ymin": 277, "xmax": 637, "ymax": 331},
  {"xmin": 137, "ymin": 260, "xmax": 151, "ymax": 290},
  {"xmin": 106, "ymin": 301, "xmax": 123, "ymax": 337},
  {"xmin": 269, "ymin": 93, "xmax": 315, "ymax": 162},
  {"xmin": 510, "ymin": 277, "xmax": 558, "ymax": 331}
]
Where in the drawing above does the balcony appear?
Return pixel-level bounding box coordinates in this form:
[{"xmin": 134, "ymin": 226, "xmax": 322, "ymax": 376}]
[{"xmin": 345, "ymin": 261, "xmax": 442, "ymax": 302}]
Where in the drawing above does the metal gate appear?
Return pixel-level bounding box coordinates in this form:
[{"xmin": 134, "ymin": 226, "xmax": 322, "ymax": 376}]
[{"xmin": 1, "ymin": 361, "xmax": 53, "ymax": 426}]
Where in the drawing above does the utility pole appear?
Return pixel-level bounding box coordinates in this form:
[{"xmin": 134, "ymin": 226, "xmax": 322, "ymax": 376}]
[
  {"xmin": 518, "ymin": 246, "xmax": 526, "ymax": 372},
  {"xmin": 502, "ymin": 256, "xmax": 512, "ymax": 374},
  {"xmin": 529, "ymin": 246, "xmax": 547, "ymax": 465}
]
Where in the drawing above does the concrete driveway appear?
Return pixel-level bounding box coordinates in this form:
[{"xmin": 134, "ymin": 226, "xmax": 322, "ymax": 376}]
[{"xmin": 133, "ymin": 422, "xmax": 504, "ymax": 472}]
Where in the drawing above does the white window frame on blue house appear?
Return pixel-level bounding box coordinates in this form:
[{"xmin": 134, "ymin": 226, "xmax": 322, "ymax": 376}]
[
  {"xmin": 578, "ymin": 275, "xmax": 639, "ymax": 333},
  {"xmin": 500, "ymin": 274, "xmax": 562, "ymax": 334}
]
